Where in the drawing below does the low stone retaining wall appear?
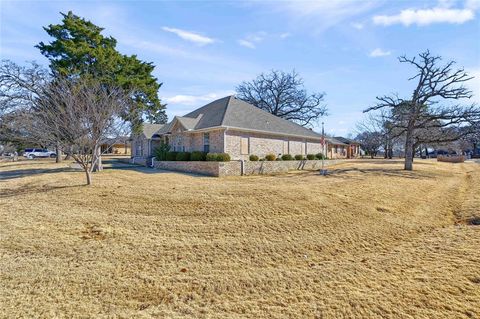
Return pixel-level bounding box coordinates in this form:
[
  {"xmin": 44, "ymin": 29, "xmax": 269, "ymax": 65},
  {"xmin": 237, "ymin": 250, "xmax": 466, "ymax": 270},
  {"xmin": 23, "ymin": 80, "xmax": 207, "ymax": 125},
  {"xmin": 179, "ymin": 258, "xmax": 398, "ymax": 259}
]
[
  {"xmin": 153, "ymin": 160, "xmax": 241, "ymax": 176},
  {"xmin": 243, "ymin": 160, "xmax": 341, "ymax": 176},
  {"xmin": 152, "ymin": 159, "xmax": 343, "ymax": 177}
]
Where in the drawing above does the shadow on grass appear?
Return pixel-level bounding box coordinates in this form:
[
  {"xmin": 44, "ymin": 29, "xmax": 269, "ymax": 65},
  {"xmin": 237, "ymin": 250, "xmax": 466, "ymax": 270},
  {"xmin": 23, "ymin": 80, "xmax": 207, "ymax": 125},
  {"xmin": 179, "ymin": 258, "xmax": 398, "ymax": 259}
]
[
  {"xmin": 0, "ymin": 183, "xmax": 84, "ymax": 198},
  {"xmin": 0, "ymin": 167, "xmax": 79, "ymax": 181},
  {"xmin": 324, "ymin": 167, "xmax": 433, "ymax": 180},
  {"xmin": 268, "ymin": 165, "xmax": 434, "ymax": 181}
]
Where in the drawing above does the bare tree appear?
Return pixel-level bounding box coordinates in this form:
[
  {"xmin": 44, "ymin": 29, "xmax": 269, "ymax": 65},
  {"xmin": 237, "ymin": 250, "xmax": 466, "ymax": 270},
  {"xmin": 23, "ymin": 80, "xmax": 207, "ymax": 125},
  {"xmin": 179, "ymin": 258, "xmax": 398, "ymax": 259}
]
[
  {"xmin": 31, "ymin": 77, "xmax": 130, "ymax": 185},
  {"xmin": 0, "ymin": 60, "xmax": 48, "ymax": 115},
  {"xmin": 365, "ymin": 51, "xmax": 479, "ymax": 170},
  {"xmin": 236, "ymin": 70, "xmax": 327, "ymax": 127},
  {"xmin": 356, "ymin": 110, "xmax": 402, "ymax": 159},
  {"xmin": 0, "ymin": 61, "xmax": 69, "ymax": 162}
]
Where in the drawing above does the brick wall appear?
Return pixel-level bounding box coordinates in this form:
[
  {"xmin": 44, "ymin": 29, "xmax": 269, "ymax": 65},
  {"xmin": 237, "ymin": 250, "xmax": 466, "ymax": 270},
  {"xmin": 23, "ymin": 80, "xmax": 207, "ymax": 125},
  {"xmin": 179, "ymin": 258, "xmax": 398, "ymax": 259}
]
[
  {"xmin": 170, "ymin": 128, "xmax": 224, "ymax": 153},
  {"xmin": 243, "ymin": 160, "xmax": 341, "ymax": 175},
  {"xmin": 152, "ymin": 159, "xmax": 342, "ymax": 176},
  {"xmin": 225, "ymin": 130, "xmax": 324, "ymax": 160},
  {"xmin": 131, "ymin": 135, "xmax": 150, "ymax": 159},
  {"xmin": 153, "ymin": 160, "xmax": 241, "ymax": 176}
]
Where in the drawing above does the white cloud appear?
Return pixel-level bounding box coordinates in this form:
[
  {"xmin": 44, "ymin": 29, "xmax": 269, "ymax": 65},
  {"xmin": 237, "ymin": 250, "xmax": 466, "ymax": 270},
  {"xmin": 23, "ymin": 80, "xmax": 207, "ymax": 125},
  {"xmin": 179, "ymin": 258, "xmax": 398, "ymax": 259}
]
[
  {"xmin": 163, "ymin": 92, "xmax": 235, "ymax": 106},
  {"xmin": 466, "ymin": 0, "xmax": 480, "ymax": 10},
  {"xmin": 280, "ymin": 32, "xmax": 291, "ymax": 38},
  {"xmin": 369, "ymin": 48, "xmax": 391, "ymax": 57},
  {"xmin": 466, "ymin": 67, "xmax": 480, "ymax": 103},
  {"xmin": 238, "ymin": 39, "xmax": 256, "ymax": 49},
  {"xmin": 272, "ymin": 0, "xmax": 380, "ymax": 33},
  {"xmin": 162, "ymin": 26, "xmax": 215, "ymax": 45},
  {"xmin": 237, "ymin": 31, "xmax": 267, "ymax": 49},
  {"xmin": 351, "ymin": 22, "xmax": 364, "ymax": 29},
  {"xmin": 373, "ymin": 7, "xmax": 475, "ymax": 26}
]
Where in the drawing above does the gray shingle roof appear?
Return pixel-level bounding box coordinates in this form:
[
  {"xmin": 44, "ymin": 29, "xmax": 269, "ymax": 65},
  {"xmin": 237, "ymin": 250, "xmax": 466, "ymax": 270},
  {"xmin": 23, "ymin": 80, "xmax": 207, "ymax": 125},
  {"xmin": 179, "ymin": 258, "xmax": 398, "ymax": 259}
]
[
  {"xmin": 142, "ymin": 123, "xmax": 164, "ymax": 139},
  {"xmin": 222, "ymin": 96, "xmax": 322, "ymax": 138},
  {"xmin": 143, "ymin": 96, "xmax": 325, "ymax": 139},
  {"xmin": 326, "ymin": 137, "xmax": 347, "ymax": 145},
  {"xmin": 333, "ymin": 136, "xmax": 359, "ymax": 144}
]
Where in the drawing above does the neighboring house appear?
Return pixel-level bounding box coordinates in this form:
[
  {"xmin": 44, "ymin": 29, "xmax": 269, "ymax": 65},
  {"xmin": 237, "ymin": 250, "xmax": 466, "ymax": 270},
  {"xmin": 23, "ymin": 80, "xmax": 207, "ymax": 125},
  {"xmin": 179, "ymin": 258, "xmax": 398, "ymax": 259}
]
[
  {"xmin": 325, "ymin": 137, "xmax": 349, "ymax": 159},
  {"xmin": 100, "ymin": 137, "xmax": 131, "ymax": 155},
  {"xmin": 333, "ymin": 136, "xmax": 361, "ymax": 159},
  {"xmin": 132, "ymin": 96, "xmax": 354, "ymax": 161}
]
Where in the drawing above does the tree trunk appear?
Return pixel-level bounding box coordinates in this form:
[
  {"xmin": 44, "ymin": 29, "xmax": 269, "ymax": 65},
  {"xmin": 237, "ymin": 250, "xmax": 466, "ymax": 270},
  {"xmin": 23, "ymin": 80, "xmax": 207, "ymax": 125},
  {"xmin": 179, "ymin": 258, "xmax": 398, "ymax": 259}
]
[
  {"xmin": 64, "ymin": 146, "xmax": 72, "ymax": 160},
  {"xmin": 55, "ymin": 143, "xmax": 62, "ymax": 163},
  {"xmin": 92, "ymin": 147, "xmax": 103, "ymax": 172},
  {"xmin": 85, "ymin": 170, "xmax": 92, "ymax": 185},
  {"xmin": 404, "ymin": 129, "xmax": 414, "ymax": 171}
]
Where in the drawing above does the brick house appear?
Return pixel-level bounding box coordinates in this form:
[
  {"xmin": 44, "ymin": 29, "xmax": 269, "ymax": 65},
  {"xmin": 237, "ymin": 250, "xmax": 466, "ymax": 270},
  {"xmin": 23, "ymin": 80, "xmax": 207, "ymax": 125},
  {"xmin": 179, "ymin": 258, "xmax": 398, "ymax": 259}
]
[
  {"xmin": 132, "ymin": 96, "xmax": 357, "ymax": 161},
  {"xmin": 330, "ymin": 136, "xmax": 361, "ymax": 159}
]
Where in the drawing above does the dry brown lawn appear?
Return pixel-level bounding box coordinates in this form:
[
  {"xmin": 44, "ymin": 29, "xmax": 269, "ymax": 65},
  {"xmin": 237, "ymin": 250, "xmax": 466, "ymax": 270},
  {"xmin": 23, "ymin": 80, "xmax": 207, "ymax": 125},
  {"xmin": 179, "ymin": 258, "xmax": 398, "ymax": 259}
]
[{"xmin": 0, "ymin": 159, "xmax": 479, "ymax": 318}]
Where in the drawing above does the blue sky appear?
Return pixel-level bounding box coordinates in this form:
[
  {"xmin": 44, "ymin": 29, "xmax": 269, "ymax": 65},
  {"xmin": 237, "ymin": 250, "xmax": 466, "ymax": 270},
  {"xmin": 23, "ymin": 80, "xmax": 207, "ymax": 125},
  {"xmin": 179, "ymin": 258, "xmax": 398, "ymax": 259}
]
[{"xmin": 1, "ymin": 0, "xmax": 479, "ymax": 136}]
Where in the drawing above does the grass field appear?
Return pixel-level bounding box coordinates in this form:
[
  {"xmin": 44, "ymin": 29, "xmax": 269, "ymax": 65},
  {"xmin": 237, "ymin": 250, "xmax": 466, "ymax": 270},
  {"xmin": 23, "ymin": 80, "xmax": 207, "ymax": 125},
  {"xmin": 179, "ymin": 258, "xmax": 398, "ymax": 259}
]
[{"xmin": 0, "ymin": 159, "xmax": 479, "ymax": 318}]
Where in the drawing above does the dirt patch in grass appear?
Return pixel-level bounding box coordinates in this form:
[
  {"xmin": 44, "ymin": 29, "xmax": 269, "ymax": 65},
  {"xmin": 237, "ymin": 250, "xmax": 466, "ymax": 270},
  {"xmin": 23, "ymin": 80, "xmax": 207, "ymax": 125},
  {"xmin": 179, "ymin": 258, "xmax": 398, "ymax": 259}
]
[{"xmin": 0, "ymin": 159, "xmax": 479, "ymax": 318}]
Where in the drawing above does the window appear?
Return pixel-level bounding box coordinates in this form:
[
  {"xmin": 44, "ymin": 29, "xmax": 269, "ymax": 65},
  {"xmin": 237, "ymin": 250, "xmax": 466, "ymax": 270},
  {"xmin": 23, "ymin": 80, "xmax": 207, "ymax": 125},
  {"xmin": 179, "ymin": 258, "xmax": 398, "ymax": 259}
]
[
  {"xmin": 174, "ymin": 135, "xmax": 183, "ymax": 152},
  {"xmin": 203, "ymin": 133, "xmax": 210, "ymax": 153},
  {"xmin": 240, "ymin": 137, "xmax": 249, "ymax": 155},
  {"xmin": 136, "ymin": 143, "xmax": 143, "ymax": 156}
]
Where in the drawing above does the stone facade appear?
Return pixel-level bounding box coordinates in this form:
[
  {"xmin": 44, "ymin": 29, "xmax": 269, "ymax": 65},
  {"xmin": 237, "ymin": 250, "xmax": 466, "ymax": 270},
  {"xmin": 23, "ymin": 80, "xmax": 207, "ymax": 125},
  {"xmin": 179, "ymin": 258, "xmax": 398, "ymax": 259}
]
[
  {"xmin": 133, "ymin": 127, "xmax": 329, "ymax": 161},
  {"xmin": 243, "ymin": 159, "xmax": 340, "ymax": 175},
  {"xmin": 153, "ymin": 160, "xmax": 241, "ymax": 177},
  {"xmin": 224, "ymin": 130, "xmax": 326, "ymax": 160},
  {"xmin": 167, "ymin": 123, "xmax": 224, "ymax": 153},
  {"xmin": 131, "ymin": 136, "xmax": 151, "ymax": 158},
  {"xmin": 152, "ymin": 159, "xmax": 342, "ymax": 177}
]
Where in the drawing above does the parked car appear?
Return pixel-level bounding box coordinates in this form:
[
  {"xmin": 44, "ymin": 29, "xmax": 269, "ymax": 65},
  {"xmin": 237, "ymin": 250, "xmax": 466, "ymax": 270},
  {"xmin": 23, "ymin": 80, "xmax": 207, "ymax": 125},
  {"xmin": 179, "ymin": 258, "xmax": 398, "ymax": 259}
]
[{"xmin": 23, "ymin": 148, "xmax": 56, "ymax": 159}]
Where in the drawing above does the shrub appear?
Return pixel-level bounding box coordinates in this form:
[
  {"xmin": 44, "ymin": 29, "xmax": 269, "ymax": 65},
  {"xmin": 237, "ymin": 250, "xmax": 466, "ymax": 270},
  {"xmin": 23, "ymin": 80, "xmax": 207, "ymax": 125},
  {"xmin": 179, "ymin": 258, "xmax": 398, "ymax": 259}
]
[
  {"xmin": 281, "ymin": 154, "xmax": 294, "ymax": 161},
  {"xmin": 315, "ymin": 153, "xmax": 326, "ymax": 160},
  {"xmin": 216, "ymin": 153, "xmax": 231, "ymax": 162},
  {"xmin": 166, "ymin": 151, "xmax": 178, "ymax": 161},
  {"xmin": 249, "ymin": 154, "xmax": 259, "ymax": 161},
  {"xmin": 153, "ymin": 142, "xmax": 170, "ymax": 161},
  {"xmin": 206, "ymin": 153, "xmax": 231, "ymax": 162},
  {"xmin": 176, "ymin": 152, "xmax": 191, "ymax": 161},
  {"xmin": 191, "ymin": 151, "xmax": 206, "ymax": 161},
  {"xmin": 206, "ymin": 153, "xmax": 217, "ymax": 161},
  {"xmin": 295, "ymin": 154, "xmax": 305, "ymax": 160},
  {"xmin": 265, "ymin": 153, "xmax": 276, "ymax": 161},
  {"xmin": 306, "ymin": 154, "xmax": 316, "ymax": 160},
  {"xmin": 275, "ymin": 157, "xmax": 282, "ymax": 161}
]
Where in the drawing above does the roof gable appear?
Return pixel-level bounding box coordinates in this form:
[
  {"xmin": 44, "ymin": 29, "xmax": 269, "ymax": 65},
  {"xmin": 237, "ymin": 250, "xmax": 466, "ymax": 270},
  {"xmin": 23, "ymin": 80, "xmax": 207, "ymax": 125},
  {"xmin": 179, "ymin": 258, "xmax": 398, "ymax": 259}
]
[{"xmin": 141, "ymin": 123, "xmax": 164, "ymax": 139}]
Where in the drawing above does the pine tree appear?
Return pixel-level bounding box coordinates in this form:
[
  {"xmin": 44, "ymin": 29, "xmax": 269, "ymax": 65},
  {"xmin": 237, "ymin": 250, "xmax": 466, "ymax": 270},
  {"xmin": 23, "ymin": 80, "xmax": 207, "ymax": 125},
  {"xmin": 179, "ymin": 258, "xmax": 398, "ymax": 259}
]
[{"xmin": 36, "ymin": 11, "xmax": 167, "ymax": 129}]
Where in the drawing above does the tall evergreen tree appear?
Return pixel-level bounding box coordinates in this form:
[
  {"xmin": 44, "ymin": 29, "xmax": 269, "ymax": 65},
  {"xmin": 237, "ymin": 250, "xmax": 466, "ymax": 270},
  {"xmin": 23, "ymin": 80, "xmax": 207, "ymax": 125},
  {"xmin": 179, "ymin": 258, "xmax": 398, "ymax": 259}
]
[{"xmin": 36, "ymin": 11, "xmax": 167, "ymax": 129}]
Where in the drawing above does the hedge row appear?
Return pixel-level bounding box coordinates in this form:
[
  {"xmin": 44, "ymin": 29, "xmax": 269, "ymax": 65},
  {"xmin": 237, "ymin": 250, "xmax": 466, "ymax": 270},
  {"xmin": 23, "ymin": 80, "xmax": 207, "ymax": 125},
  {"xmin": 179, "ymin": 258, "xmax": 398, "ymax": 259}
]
[
  {"xmin": 249, "ymin": 153, "xmax": 327, "ymax": 161},
  {"xmin": 158, "ymin": 151, "xmax": 231, "ymax": 162}
]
